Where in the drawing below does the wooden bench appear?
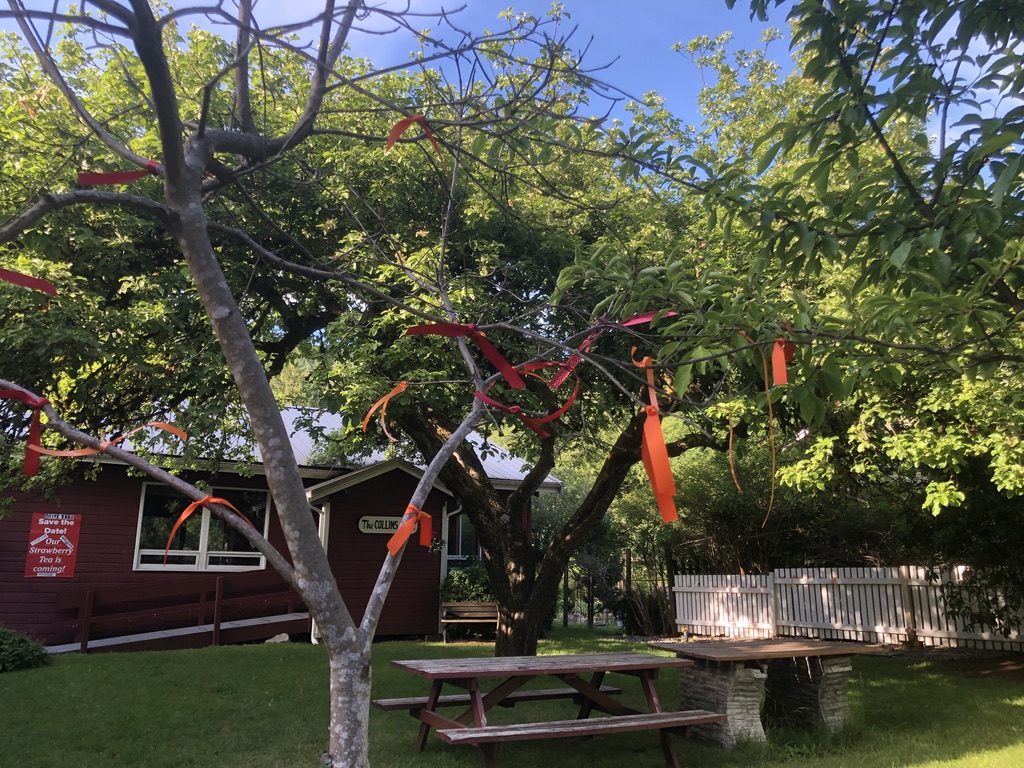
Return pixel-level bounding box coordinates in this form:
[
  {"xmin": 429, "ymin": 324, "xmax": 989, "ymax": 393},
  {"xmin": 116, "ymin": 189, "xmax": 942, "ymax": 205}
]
[
  {"xmin": 373, "ymin": 685, "xmax": 623, "ymax": 713},
  {"xmin": 440, "ymin": 601, "xmax": 499, "ymax": 643},
  {"xmin": 436, "ymin": 710, "xmax": 727, "ymax": 766}
]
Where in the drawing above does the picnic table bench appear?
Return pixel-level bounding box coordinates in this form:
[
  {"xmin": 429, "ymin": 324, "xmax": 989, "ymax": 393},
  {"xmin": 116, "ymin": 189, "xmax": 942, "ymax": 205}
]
[
  {"xmin": 440, "ymin": 601, "xmax": 499, "ymax": 643},
  {"xmin": 373, "ymin": 684, "xmax": 624, "ymax": 712},
  {"xmin": 377, "ymin": 651, "xmax": 726, "ymax": 768}
]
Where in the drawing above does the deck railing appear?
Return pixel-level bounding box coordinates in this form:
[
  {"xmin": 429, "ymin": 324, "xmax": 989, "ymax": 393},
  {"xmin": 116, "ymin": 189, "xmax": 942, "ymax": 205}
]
[{"xmin": 58, "ymin": 570, "xmax": 308, "ymax": 652}]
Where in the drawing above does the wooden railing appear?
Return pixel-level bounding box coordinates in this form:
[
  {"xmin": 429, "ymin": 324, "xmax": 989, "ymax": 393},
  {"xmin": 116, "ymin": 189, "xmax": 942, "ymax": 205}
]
[
  {"xmin": 58, "ymin": 570, "xmax": 307, "ymax": 652},
  {"xmin": 673, "ymin": 566, "xmax": 1023, "ymax": 653}
]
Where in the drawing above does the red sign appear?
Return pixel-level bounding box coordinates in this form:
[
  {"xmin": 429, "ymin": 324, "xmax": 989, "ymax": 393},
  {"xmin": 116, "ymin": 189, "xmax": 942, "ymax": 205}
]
[{"xmin": 24, "ymin": 513, "xmax": 81, "ymax": 578}]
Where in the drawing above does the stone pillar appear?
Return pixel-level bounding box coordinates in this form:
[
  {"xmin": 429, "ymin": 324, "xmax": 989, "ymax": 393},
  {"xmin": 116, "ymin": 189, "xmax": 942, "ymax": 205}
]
[
  {"xmin": 678, "ymin": 660, "xmax": 767, "ymax": 748},
  {"xmin": 762, "ymin": 655, "xmax": 853, "ymax": 732}
]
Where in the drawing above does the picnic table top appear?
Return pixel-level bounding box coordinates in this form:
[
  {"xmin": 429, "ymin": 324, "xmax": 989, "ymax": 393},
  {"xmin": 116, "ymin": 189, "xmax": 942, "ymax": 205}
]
[
  {"xmin": 649, "ymin": 638, "xmax": 875, "ymax": 662},
  {"xmin": 391, "ymin": 651, "xmax": 692, "ymax": 680}
]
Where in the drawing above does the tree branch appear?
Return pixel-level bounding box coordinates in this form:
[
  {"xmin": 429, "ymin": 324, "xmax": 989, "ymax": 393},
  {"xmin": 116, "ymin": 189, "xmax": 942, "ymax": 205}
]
[{"xmin": 0, "ymin": 191, "xmax": 173, "ymax": 242}]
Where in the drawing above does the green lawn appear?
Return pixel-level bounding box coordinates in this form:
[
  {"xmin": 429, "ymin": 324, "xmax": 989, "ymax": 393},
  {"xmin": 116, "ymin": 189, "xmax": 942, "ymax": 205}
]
[{"xmin": 1, "ymin": 628, "xmax": 1022, "ymax": 767}]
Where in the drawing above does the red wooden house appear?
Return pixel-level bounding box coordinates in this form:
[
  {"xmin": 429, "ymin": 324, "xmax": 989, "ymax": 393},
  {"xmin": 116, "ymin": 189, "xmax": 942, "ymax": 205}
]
[{"xmin": 0, "ymin": 410, "xmax": 558, "ymax": 652}]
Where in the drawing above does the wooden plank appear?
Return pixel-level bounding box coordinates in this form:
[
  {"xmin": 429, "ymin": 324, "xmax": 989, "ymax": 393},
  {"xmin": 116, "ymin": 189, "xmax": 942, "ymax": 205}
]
[
  {"xmin": 435, "ymin": 710, "xmax": 727, "ymax": 745},
  {"xmin": 650, "ymin": 639, "xmax": 874, "ymax": 662},
  {"xmin": 392, "ymin": 652, "xmax": 690, "ymax": 680},
  {"xmin": 372, "ymin": 685, "xmax": 623, "ymax": 711}
]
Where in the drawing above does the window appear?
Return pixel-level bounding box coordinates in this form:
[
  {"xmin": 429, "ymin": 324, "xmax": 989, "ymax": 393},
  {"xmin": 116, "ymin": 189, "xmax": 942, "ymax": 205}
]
[
  {"xmin": 134, "ymin": 484, "xmax": 270, "ymax": 571},
  {"xmin": 445, "ymin": 512, "xmax": 478, "ymax": 564}
]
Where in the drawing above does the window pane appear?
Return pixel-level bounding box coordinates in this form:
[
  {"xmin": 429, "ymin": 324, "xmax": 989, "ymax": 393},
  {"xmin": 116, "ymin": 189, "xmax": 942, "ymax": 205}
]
[
  {"xmin": 140, "ymin": 552, "xmax": 198, "ymax": 567},
  {"xmin": 459, "ymin": 514, "xmax": 476, "ymax": 558},
  {"xmin": 205, "ymin": 488, "xmax": 268, "ymax": 553},
  {"xmin": 207, "ymin": 554, "xmax": 263, "ymax": 567},
  {"xmin": 139, "ymin": 485, "xmax": 202, "ymax": 552}
]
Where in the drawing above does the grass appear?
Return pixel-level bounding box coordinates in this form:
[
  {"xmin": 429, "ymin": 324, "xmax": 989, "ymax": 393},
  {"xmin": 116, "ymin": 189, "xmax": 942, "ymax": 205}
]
[{"xmin": 1, "ymin": 627, "xmax": 1022, "ymax": 767}]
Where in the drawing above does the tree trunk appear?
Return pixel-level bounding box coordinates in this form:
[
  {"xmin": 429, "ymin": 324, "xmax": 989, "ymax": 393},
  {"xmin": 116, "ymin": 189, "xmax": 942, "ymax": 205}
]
[
  {"xmin": 494, "ymin": 584, "xmax": 550, "ymax": 656},
  {"xmin": 324, "ymin": 636, "xmax": 373, "ymax": 768}
]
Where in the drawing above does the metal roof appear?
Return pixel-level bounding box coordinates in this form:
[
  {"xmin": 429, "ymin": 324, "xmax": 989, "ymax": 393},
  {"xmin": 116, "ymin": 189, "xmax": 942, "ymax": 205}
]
[{"xmin": 281, "ymin": 408, "xmax": 561, "ymax": 492}]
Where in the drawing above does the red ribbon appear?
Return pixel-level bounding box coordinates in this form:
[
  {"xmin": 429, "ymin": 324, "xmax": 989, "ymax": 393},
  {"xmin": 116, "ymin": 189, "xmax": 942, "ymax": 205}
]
[
  {"xmin": 385, "ymin": 115, "xmax": 443, "ymax": 160},
  {"xmin": 362, "ymin": 381, "xmax": 408, "ymax": 442},
  {"xmin": 551, "ymin": 327, "xmax": 604, "ymax": 388},
  {"xmin": 553, "ymin": 310, "xmax": 680, "ymax": 388},
  {"xmin": 405, "ymin": 323, "xmax": 525, "ymax": 389},
  {"xmin": 29, "ymin": 421, "xmax": 187, "ymax": 458},
  {"xmin": 0, "ymin": 389, "xmax": 49, "ymax": 476},
  {"xmin": 631, "ymin": 351, "xmax": 678, "ymax": 523},
  {"xmin": 78, "ymin": 159, "xmax": 158, "ymax": 187},
  {"xmin": 474, "ymin": 366, "xmax": 580, "ymax": 438},
  {"xmin": 386, "ymin": 505, "xmax": 433, "ymax": 556},
  {"xmin": 0, "ymin": 268, "xmax": 58, "ymax": 296},
  {"xmin": 164, "ymin": 495, "xmax": 250, "ymax": 565},
  {"xmin": 620, "ymin": 309, "xmax": 680, "ymax": 327}
]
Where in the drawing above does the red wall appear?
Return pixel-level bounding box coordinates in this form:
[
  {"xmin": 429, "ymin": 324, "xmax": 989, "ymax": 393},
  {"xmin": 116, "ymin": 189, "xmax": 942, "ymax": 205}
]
[
  {"xmin": 321, "ymin": 468, "xmax": 445, "ymax": 637},
  {"xmin": 0, "ymin": 464, "xmax": 443, "ymax": 645}
]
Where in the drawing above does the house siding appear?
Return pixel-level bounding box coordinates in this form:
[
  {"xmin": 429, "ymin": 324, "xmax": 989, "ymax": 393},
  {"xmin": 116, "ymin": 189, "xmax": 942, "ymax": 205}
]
[
  {"xmin": 321, "ymin": 468, "xmax": 444, "ymax": 637},
  {"xmin": 1, "ymin": 466, "xmax": 290, "ymax": 644}
]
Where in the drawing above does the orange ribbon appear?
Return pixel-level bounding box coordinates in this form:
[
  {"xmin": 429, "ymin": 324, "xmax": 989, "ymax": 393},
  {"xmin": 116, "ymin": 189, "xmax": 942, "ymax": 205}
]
[
  {"xmin": 386, "ymin": 505, "xmax": 433, "ymax": 556},
  {"xmin": 739, "ymin": 332, "xmax": 784, "ymax": 527},
  {"xmin": 362, "ymin": 382, "xmax": 408, "ymax": 442},
  {"xmin": 0, "ymin": 389, "xmax": 49, "ymax": 476},
  {"xmin": 164, "ymin": 495, "xmax": 251, "ymax": 565},
  {"xmin": 385, "ymin": 115, "xmax": 443, "ymax": 159},
  {"xmin": 771, "ymin": 338, "xmax": 795, "ymax": 386},
  {"xmin": 29, "ymin": 421, "xmax": 187, "ymax": 458},
  {"xmin": 0, "ymin": 268, "xmax": 57, "ymax": 296},
  {"xmin": 631, "ymin": 350, "xmax": 678, "ymax": 523}
]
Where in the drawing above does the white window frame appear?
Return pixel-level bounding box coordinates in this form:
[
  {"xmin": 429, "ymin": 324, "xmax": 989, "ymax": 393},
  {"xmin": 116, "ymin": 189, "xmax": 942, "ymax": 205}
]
[{"xmin": 133, "ymin": 483, "xmax": 271, "ymax": 572}]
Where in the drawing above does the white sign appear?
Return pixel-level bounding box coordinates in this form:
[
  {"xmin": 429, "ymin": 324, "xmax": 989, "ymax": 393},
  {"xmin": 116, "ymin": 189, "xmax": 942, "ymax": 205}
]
[{"xmin": 357, "ymin": 516, "xmax": 410, "ymax": 534}]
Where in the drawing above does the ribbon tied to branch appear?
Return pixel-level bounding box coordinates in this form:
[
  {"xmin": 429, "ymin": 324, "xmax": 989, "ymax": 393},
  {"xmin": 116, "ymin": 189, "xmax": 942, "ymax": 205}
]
[
  {"xmin": 164, "ymin": 495, "xmax": 251, "ymax": 566},
  {"xmin": 0, "ymin": 268, "xmax": 58, "ymax": 296},
  {"xmin": 0, "ymin": 389, "xmax": 50, "ymax": 476},
  {"xmin": 405, "ymin": 323, "xmax": 525, "ymax": 389},
  {"xmin": 385, "ymin": 115, "xmax": 443, "ymax": 160},
  {"xmin": 78, "ymin": 159, "xmax": 158, "ymax": 187},
  {"xmin": 630, "ymin": 350, "xmax": 678, "ymax": 523},
  {"xmin": 552, "ymin": 310, "xmax": 680, "ymax": 388},
  {"xmin": 362, "ymin": 381, "xmax": 408, "ymax": 442},
  {"xmin": 29, "ymin": 421, "xmax": 187, "ymax": 459},
  {"xmin": 386, "ymin": 505, "xmax": 432, "ymax": 556},
  {"xmin": 474, "ymin": 363, "xmax": 580, "ymax": 438}
]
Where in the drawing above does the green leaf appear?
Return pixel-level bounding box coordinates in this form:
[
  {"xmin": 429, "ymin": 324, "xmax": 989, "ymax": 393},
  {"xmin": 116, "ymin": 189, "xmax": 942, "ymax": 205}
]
[{"xmin": 889, "ymin": 241, "xmax": 913, "ymax": 269}]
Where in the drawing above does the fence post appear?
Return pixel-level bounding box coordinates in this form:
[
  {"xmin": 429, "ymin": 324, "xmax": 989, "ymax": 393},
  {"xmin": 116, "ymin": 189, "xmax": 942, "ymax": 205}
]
[
  {"xmin": 898, "ymin": 566, "xmax": 917, "ymax": 646},
  {"xmin": 212, "ymin": 576, "xmax": 224, "ymax": 646},
  {"xmin": 78, "ymin": 590, "xmax": 95, "ymax": 654},
  {"xmin": 768, "ymin": 572, "xmax": 778, "ymax": 637}
]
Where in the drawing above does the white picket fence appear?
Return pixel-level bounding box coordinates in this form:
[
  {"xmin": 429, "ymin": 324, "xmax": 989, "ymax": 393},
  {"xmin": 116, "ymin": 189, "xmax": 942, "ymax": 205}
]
[{"xmin": 673, "ymin": 566, "xmax": 1023, "ymax": 652}]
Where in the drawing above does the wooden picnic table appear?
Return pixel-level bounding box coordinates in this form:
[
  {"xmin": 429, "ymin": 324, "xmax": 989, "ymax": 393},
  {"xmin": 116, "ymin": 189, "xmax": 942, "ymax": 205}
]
[
  {"xmin": 649, "ymin": 639, "xmax": 875, "ymax": 747},
  {"xmin": 374, "ymin": 651, "xmax": 726, "ymax": 768}
]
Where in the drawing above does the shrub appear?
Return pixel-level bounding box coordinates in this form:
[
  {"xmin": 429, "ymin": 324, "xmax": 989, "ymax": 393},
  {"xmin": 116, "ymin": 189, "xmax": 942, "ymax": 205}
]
[
  {"xmin": 0, "ymin": 627, "xmax": 50, "ymax": 673},
  {"xmin": 612, "ymin": 586, "xmax": 674, "ymax": 637},
  {"xmin": 440, "ymin": 564, "xmax": 493, "ymax": 602}
]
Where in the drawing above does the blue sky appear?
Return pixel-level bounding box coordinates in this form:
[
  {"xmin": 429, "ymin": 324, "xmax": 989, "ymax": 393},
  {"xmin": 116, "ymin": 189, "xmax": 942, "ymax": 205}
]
[
  {"xmin": 2, "ymin": 2, "xmax": 791, "ymax": 127},
  {"xmin": 247, "ymin": 1, "xmax": 791, "ymax": 126}
]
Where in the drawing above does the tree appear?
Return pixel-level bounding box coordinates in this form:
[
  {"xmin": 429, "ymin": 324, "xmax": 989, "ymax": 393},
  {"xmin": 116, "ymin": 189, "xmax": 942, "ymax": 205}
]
[{"xmin": 1, "ymin": 2, "xmax": 665, "ymax": 763}]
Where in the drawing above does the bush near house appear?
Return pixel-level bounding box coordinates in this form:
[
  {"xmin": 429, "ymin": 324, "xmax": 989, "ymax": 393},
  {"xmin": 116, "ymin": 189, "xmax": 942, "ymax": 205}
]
[{"xmin": 0, "ymin": 626, "xmax": 50, "ymax": 673}]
